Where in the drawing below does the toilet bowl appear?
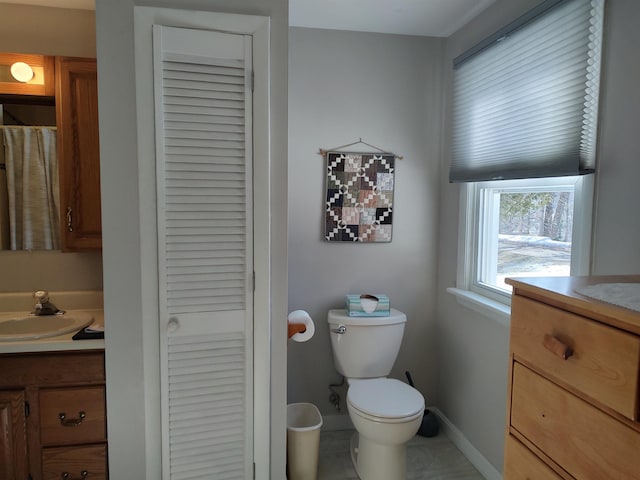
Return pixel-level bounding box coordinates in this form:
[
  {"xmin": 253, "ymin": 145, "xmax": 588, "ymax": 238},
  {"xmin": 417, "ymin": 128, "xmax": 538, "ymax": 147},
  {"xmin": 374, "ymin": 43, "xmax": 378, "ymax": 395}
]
[
  {"xmin": 327, "ymin": 308, "xmax": 424, "ymax": 479},
  {"xmin": 346, "ymin": 378, "xmax": 424, "ymax": 480}
]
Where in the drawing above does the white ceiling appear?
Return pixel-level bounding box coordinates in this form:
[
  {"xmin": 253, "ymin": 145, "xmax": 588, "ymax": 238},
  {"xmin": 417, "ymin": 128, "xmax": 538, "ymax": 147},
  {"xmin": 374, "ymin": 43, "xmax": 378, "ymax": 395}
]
[
  {"xmin": 0, "ymin": 0, "xmax": 496, "ymax": 37},
  {"xmin": 290, "ymin": 0, "xmax": 497, "ymax": 37}
]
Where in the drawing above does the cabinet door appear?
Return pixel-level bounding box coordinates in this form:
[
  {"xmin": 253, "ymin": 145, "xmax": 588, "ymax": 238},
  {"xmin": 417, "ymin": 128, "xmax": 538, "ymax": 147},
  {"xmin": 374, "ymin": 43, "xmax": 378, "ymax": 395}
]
[
  {"xmin": 56, "ymin": 56, "xmax": 102, "ymax": 251},
  {"xmin": 0, "ymin": 390, "xmax": 28, "ymax": 480}
]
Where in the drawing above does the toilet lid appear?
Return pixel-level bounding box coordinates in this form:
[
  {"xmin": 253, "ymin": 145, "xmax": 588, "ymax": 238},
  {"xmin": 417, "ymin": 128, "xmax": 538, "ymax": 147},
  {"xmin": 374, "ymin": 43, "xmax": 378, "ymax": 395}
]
[{"xmin": 348, "ymin": 378, "xmax": 424, "ymax": 419}]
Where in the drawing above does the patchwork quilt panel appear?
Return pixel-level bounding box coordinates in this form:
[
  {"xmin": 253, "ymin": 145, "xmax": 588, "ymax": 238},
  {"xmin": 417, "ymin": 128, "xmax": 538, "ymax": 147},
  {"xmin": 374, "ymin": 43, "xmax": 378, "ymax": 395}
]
[{"xmin": 325, "ymin": 152, "xmax": 394, "ymax": 242}]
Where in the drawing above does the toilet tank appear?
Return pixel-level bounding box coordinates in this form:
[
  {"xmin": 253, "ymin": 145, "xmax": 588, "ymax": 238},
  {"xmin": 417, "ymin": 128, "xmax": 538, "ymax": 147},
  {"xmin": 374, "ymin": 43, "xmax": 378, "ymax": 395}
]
[{"xmin": 327, "ymin": 308, "xmax": 406, "ymax": 379}]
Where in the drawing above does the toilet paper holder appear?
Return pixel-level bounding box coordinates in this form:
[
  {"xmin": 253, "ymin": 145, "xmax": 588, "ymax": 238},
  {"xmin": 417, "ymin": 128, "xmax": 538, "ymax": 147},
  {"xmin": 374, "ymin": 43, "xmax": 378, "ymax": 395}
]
[
  {"xmin": 287, "ymin": 310, "xmax": 315, "ymax": 342},
  {"xmin": 288, "ymin": 323, "xmax": 307, "ymax": 339}
]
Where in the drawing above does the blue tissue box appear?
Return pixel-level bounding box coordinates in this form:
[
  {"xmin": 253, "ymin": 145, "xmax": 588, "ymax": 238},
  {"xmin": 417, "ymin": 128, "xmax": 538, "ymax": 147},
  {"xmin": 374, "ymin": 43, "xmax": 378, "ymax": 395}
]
[{"xmin": 346, "ymin": 294, "xmax": 390, "ymax": 317}]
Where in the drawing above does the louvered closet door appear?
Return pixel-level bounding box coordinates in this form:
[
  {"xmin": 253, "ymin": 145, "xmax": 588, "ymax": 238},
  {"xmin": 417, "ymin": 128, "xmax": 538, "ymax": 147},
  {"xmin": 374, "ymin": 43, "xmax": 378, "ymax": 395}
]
[{"xmin": 153, "ymin": 25, "xmax": 254, "ymax": 480}]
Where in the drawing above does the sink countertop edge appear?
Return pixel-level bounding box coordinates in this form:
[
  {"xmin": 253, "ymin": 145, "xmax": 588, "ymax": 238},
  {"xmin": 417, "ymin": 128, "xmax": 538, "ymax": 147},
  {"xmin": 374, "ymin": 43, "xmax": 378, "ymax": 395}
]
[{"xmin": 0, "ymin": 308, "xmax": 105, "ymax": 354}]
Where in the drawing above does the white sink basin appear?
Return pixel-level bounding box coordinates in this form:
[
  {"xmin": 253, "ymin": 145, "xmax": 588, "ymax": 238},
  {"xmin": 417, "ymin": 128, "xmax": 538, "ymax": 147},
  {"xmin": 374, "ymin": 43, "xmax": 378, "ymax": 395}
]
[{"xmin": 0, "ymin": 311, "xmax": 94, "ymax": 342}]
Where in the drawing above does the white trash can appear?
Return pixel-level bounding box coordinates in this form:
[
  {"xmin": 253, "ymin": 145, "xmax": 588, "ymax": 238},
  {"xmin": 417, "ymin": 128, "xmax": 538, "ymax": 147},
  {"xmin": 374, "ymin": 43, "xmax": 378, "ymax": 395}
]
[{"xmin": 287, "ymin": 403, "xmax": 323, "ymax": 480}]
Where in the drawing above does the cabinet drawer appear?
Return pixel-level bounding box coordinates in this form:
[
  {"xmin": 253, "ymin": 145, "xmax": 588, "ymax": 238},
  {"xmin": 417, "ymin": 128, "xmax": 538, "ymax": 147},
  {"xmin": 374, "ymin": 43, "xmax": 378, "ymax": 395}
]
[
  {"xmin": 40, "ymin": 387, "xmax": 106, "ymax": 445},
  {"xmin": 504, "ymin": 434, "xmax": 563, "ymax": 479},
  {"xmin": 511, "ymin": 363, "xmax": 640, "ymax": 480},
  {"xmin": 0, "ymin": 352, "xmax": 105, "ymax": 387},
  {"xmin": 42, "ymin": 444, "xmax": 107, "ymax": 480},
  {"xmin": 510, "ymin": 295, "xmax": 640, "ymax": 420}
]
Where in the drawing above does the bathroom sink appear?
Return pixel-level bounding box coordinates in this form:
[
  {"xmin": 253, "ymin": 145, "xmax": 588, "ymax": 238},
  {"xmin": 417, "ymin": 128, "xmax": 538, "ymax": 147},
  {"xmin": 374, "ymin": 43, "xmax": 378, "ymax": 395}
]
[{"xmin": 0, "ymin": 311, "xmax": 94, "ymax": 342}]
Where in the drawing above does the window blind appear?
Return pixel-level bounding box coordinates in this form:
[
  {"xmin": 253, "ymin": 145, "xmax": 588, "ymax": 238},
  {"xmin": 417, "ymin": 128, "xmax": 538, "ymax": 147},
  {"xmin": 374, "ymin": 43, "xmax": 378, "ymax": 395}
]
[{"xmin": 449, "ymin": 0, "xmax": 604, "ymax": 183}]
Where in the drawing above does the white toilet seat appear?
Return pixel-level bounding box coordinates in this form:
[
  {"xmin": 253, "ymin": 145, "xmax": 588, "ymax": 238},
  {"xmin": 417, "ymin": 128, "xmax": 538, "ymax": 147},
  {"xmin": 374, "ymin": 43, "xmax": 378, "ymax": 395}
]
[{"xmin": 347, "ymin": 378, "xmax": 424, "ymax": 422}]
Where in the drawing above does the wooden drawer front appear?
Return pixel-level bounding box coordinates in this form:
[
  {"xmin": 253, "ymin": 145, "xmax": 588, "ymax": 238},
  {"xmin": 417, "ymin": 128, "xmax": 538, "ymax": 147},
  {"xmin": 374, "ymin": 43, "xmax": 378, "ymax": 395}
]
[
  {"xmin": 40, "ymin": 387, "xmax": 106, "ymax": 446},
  {"xmin": 0, "ymin": 352, "xmax": 105, "ymax": 388},
  {"xmin": 511, "ymin": 363, "xmax": 640, "ymax": 480},
  {"xmin": 42, "ymin": 445, "xmax": 107, "ymax": 480},
  {"xmin": 504, "ymin": 434, "xmax": 564, "ymax": 479},
  {"xmin": 510, "ymin": 295, "xmax": 640, "ymax": 420}
]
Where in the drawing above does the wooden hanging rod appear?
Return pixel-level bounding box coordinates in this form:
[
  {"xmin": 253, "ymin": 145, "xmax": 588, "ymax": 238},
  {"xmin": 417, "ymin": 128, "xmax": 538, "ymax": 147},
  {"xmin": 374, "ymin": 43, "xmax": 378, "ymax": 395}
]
[{"xmin": 318, "ymin": 138, "xmax": 403, "ymax": 160}]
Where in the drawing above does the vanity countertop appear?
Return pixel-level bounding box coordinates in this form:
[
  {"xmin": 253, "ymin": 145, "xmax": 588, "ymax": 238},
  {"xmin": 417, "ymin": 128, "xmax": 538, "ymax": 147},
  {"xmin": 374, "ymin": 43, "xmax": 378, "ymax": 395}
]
[
  {"xmin": 0, "ymin": 308, "xmax": 105, "ymax": 354},
  {"xmin": 506, "ymin": 275, "xmax": 640, "ymax": 335}
]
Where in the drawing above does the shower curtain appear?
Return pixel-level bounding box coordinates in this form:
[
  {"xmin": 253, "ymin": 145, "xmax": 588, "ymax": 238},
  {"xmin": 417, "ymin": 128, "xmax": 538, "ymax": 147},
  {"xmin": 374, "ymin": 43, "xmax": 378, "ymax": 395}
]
[
  {"xmin": 1, "ymin": 126, "xmax": 60, "ymax": 250},
  {"xmin": 0, "ymin": 143, "xmax": 8, "ymax": 250}
]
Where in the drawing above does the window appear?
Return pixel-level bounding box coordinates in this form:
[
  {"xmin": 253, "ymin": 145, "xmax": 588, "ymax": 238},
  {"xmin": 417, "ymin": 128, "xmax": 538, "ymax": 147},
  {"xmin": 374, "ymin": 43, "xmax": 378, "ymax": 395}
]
[
  {"xmin": 461, "ymin": 176, "xmax": 593, "ymax": 304},
  {"xmin": 480, "ymin": 181, "xmax": 574, "ymax": 290},
  {"xmin": 450, "ymin": 0, "xmax": 603, "ymax": 310}
]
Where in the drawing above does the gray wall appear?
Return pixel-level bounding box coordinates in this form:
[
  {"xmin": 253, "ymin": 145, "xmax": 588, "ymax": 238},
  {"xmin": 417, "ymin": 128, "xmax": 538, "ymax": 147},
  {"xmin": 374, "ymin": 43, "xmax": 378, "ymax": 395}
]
[
  {"xmin": 96, "ymin": 1, "xmax": 288, "ymax": 478},
  {"xmin": 591, "ymin": 0, "xmax": 640, "ymax": 273},
  {"xmin": 0, "ymin": 3, "xmax": 96, "ymax": 56},
  {"xmin": 288, "ymin": 27, "xmax": 444, "ymax": 416},
  {"xmin": 436, "ymin": 0, "xmax": 640, "ymax": 471}
]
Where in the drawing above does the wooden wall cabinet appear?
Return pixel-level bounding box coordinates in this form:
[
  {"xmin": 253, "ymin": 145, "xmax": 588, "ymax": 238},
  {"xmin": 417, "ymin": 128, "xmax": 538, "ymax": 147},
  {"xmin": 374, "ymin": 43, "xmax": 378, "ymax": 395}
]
[
  {"xmin": 504, "ymin": 276, "xmax": 640, "ymax": 479},
  {"xmin": 55, "ymin": 57, "xmax": 102, "ymax": 251},
  {"xmin": 0, "ymin": 351, "xmax": 107, "ymax": 480}
]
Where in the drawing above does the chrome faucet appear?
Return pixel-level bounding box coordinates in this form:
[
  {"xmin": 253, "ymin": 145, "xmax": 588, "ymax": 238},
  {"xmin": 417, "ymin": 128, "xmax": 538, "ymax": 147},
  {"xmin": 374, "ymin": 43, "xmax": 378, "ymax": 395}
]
[{"xmin": 32, "ymin": 290, "xmax": 64, "ymax": 316}]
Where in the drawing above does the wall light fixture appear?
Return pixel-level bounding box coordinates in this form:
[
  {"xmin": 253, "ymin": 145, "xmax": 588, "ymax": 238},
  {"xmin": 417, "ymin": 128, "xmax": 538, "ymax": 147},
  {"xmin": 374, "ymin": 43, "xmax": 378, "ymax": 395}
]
[{"xmin": 10, "ymin": 62, "xmax": 34, "ymax": 83}]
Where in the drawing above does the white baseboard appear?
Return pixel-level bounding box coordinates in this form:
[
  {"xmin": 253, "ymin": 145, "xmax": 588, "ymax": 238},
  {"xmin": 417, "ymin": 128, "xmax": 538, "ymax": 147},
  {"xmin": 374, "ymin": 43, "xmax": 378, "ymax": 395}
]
[{"xmin": 431, "ymin": 407, "xmax": 502, "ymax": 480}]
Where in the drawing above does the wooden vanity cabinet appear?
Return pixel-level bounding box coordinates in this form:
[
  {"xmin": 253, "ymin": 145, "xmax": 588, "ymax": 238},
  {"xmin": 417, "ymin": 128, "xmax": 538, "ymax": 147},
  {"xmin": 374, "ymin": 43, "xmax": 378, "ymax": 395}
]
[
  {"xmin": 0, "ymin": 351, "xmax": 107, "ymax": 480},
  {"xmin": 504, "ymin": 276, "xmax": 640, "ymax": 480},
  {"xmin": 55, "ymin": 56, "xmax": 102, "ymax": 251}
]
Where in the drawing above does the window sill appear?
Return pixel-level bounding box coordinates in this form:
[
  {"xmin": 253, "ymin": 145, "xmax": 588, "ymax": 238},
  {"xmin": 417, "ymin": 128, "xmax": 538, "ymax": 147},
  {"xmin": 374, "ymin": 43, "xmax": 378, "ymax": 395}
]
[{"xmin": 446, "ymin": 287, "xmax": 511, "ymax": 327}]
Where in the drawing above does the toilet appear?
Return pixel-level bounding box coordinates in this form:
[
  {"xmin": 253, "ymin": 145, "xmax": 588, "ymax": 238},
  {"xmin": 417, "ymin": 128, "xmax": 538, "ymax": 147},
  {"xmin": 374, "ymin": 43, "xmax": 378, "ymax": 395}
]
[{"xmin": 327, "ymin": 308, "xmax": 424, "ymax": 480}]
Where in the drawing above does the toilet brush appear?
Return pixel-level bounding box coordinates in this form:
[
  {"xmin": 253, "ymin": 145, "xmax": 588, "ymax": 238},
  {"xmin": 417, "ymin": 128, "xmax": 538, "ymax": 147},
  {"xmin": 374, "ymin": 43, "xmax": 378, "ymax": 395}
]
[{"xmin": 405, "ymin": 371, "xmax": 439, "ymax": 437}]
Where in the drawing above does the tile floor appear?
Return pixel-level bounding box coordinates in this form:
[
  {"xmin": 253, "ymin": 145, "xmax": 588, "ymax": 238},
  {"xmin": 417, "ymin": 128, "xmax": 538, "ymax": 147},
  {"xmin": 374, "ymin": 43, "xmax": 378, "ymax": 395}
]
[{"xmin": 318, "ymin": 429, "xmax": 485, "ymax": 480}]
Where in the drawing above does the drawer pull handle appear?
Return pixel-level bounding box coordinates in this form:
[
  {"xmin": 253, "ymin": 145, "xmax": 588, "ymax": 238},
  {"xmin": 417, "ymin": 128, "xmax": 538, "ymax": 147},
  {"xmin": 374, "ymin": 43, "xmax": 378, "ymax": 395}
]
[
  {"xmin": 59, "ymin": 411, "xmax": 86, "ymax": 426},
  {"xmin": 543, "ymin": 334, "xmax": 573, "ymax": 360},
  {"xmin": 61, "ymin": 471, "xmax": 88, "ymax": 479},
  {"xmin": 66, "ymin": 207, "xmax": 74, "ymax": 232}
]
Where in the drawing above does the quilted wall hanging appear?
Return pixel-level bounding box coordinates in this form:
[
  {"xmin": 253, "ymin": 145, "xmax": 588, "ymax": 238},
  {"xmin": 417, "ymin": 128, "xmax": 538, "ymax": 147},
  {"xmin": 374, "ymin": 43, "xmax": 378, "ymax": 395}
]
[{"xmin": 324, "ymin": 151, "xmax": 396, "ymax": 242}]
